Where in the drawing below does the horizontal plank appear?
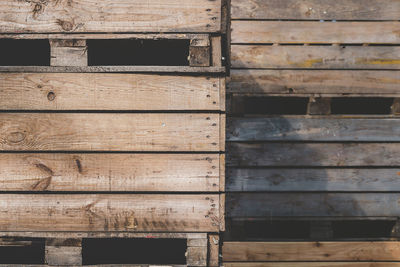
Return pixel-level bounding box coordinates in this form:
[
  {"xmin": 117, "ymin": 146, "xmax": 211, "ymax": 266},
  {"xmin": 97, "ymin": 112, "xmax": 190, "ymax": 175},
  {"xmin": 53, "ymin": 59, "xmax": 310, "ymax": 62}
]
[
  {"xmin": 224, "ymin": 263, "xmax": 400, "ymax": 267},
  {"xmin": 227, "ymin": 143, "xmax": 400, "ymax": 166},
  {"xmin": 227, "ymin": 193, "xmax": 400, "ymax": 217},
  {"xmin": 0, "ymin": 0, "xmax": 221, "ymax": 33},
  {"xmin": 0, "ymin": 113, "xmax": 221, "ymax": 151},
  {"xmin": 227, "ymin": 168, "xmax": 400, "ymax": 192},
  {"xmin": 231, "ymin": 21, "xmax": 400, "ymax": 44},
  {"xmin": 231, "ymin": 45, "xmax": 400, "ymax": 69},
  {"xmin": 223, "ymin": 241, "xmax": 400, "ymax": 261},
  {"xmin": 227, "ymin": 117, "xmax": 400, "ymax": 142},
  {"xmin": 0, "ymin": 232, "xmax": 206, "ymax": 239},
  {"xmin": 0, "ymin": 194, "xmax": 220, "ymax": 232},
  {"xmin": 0, "ymin": 73, "xmax": 223, "ymax": 111},
  {"xmin": 0, "ymin": 153, "xmax": 220, "ymax": 192},
  {"xmin": 231, "ymin": 0, "xmax": 400, "ymax": 20},
  {"xmin": 229, "ymin": 70, "xmax": 400, "ymax": 95}
]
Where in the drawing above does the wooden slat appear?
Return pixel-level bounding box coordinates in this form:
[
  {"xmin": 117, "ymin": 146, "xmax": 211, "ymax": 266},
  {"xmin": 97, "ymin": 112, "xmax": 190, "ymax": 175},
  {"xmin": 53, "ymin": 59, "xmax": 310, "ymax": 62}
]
[
  {"xmin": 227, "ymin": 168, "xmax": 400, "ymax": 192},
  {"xmin": 0, "ymin": 194, "xmax": 220, "ymax": 232},
  {"xmin": 231, "ymin": 45, "xmax": 400, "ymax": 69},
  {"xmin": 224, "ymin": 263, "xmax": 400, "ymax": 267},
  {"xmin": 0, "ymin": 0, "xmax": 221, "ymax": 33},
  {"xmin": 0, "ymin": 153, "xmax": 220, "ymax": 192},
  {"xmin": 227, "ymin": 143, "xmax": 400, "ymax": 166},
  {"xmin": 0, "ymin": 113, "xmax": 221, "ymax": 151},
  {"xmin": 229, "ymin": 70, "xmax": 400, "ymax": 95},
  {"xmin": 231, "ymin": 0, "xmax": 400, "ymax": 20},
  {"xmin": 227, "ymin": 193, "xmax": 400, "ymax": 217},
  {"xmin": 231, "ymin": 21, "xmax": 400, "ymax": 44},
  {"xmin": 0, "ymin": 73, "xmax": 223, "ymax": 111},
  {"xmin": 223, "ymin": 241, "xmax": 400, "ymax": 261},
  {"xmin": 227, "ymin": 117, "xmax": 400, "ymax": 142}
]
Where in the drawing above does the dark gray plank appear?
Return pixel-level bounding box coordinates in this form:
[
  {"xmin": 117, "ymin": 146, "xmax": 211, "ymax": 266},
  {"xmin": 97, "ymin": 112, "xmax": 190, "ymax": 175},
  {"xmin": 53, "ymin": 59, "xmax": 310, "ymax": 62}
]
[
  {"xmin": 227, "ymin": 117, "xmax": 400, "ymax": 142},
  {"xmin": 227, "ymin": 143, "xmax": 400, "ymax": 167},
  {"xmin": 227, "ymin": 168, "xmax": 400, "ymax": 192},
  {"xmin": 227, "ymin": 193, "xmax": 400, "ymax": 217}
]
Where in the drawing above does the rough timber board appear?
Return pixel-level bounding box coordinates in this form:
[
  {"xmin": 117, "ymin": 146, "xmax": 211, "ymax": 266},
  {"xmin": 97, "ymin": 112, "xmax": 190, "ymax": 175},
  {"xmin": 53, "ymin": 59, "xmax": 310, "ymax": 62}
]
[
  {"xmin": 0, "ymin": 0, "xmax": 221, "ymax": 33},
  {"xmin": 0, "ymin": 113, "xmax": 222, "ymax": 152},
  {"xmin": 223, "ymin": 241, "xmax": 400, "ymax": 261},
  {"xmin": 231, "ymin": 21, "xmax": 400, "ymax": 44},
  {"xmin": 231, "ymin": 0, "xmax": 400, "ymax": 20},
  {"xmin": 0, "ymin": 153, "xmax": 220, "ymax": 192},
  {"xmin": 0, "ymin": 194, "xmax": 220, "ymax": 232},
  {"xmin": 0, "ymin": 73, "xmax": 224, "ymax": 111}
]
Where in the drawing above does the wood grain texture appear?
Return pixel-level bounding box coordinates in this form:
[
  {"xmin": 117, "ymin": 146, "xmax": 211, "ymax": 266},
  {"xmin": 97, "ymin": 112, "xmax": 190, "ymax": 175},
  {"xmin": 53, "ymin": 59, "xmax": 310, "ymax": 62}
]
[
  {"xmin": 231, "ymin": 0, "xmax": 400, "ymax": 20},
  {"xmin": 223, "ymin": 241, "xmax": 400, "ymax": 261},
  {"xmin": 231, "ymin": 21, "xmax": 400, "ymax": 44},
  {"xmin": 0, "ymin": 194, "xmax": 220, "ymax": 232},
  {"xmin": 0, "ymin": 73, "xmax": 223, "ymax": 111},
  {"xmin": 231, "ymin": 45, "xmax": 400, "ymax": 69},
  {"xmin": 0, "ymin": 153, "xmax": 220, "ymax": 192},
  {"xmin": 227, "ymin": 117, "xmax": 400, "ymax": 142},
  {"xmin": 227, "ymin": 143, "xmax": 400, "ymax": 167},
  {"xmin": 227, "ymin": 193, "xmax": 400, "ymax": 217},
  {"xmin": 0, "ymin": 0, "xmax": 221, "ymax": 33},
  {"xmin": 227, "ymin": 168, "xmax": 400, "ymax": 192},
  {"xmin": 229, "ymin": 69, "xmax": 400, "ymax": 95},
  {"xmin": 224, "ymin": 263, "xmax": 400, "ymax": 267},
  {"xmin": 0, "ymin": 113, "xmax": 221, "ymax": 151}
]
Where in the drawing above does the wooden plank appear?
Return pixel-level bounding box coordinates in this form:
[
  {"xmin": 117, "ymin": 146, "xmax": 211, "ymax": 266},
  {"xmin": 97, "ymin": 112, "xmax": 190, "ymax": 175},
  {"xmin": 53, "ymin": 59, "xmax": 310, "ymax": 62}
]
[
  {"xmin": 211, "ymin": 36, "xmax": 222, "ymax": 67},
  {"xmin": 227, "ymin": 193, "xmax": 400, "ymax": 217},
  {"xmin": 227, "ymin": 168, "xmax": 400, "ymax": 192},
  {"xmin": 223, "ymin": 241, "xmax": 400, "ymax": 261},
  {"xmin": 50, "ymin": 40, "xmax": 87, "ymax": 67},
  {"xmin": 227, "ymin": 117, "xmax": 400, "ymax": 142},
  {"xmin": 0, "ymin": 113, "xmax": 221, "ymax": 151},
  {"xmin": 231, "ymin": 45, "xmax": 400, "ymax": 69},
  {"xmin": 0, "ymin": 153, "xmax": 220, "ymax": 192},
  {"xmin": 224, "ymin": 263, "xmax": 400, "ymax": 267},
  {"xmin": 208, "ymin": 234, "xmax": 219, "ymax": 267},
  {"xmin": 227, "ymin": 143, "xmax": 400, "ymax": 166},
  {"xmin": 231, "ymin": 21, "xmax": 400, "ymax": 44},
  {"xmin": 45, "ymin": 238, "xmax": 82, "ymax": 266},
  {"xmin": 229, "ymin": 70, "xmax": 400, "ymax": 95},
  {"xmin": 0, "ymin": 194, "xmax": 220, "ymax": 232},
  {"xmin": 0, "ymin": 0, "xmax": 221, "ymax": 33},
  {"xmin": 0, "ymin": 73, "xmax": 223, "ymax": 111},
  {"xmin": 186, "ymin": 246, "xmax": 207, "ymax": 266},
  {"xmin": 231, "ymin": 0, "xmax": 400, "ymax": 20}
]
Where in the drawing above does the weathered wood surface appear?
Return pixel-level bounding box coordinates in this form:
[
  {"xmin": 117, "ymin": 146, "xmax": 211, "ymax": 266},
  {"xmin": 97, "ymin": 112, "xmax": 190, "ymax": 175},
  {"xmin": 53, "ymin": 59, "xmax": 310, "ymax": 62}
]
[
  {"xmin": 0, "ymin": 153, "xmax": 220, "ymax": 191},
  {"xmin": 223, "ymin": 241, "xmax": 400, "ymax": 261},
  {"xmin": 227, "ymin": 168, "xmax": 400, "ymax": 192},
  {"xmin": 231, "ymin": 45, "xmax": 400, "ymax": 69},
  {"xmin": 0, "ymin": 232, "xmax": 206, "ymax": 239},
  {"xmin": 0, "ymin": 194, "xmax": 220, "ymax": 232},
  {"xmin": 227, "ymin": 143, "xmax": 400, "ymax": 166},
  {"xmin": 231, "ymin": 0, "xmax": 400, "ymax": 20},
  {"xmin": 0, "ymin": 113, "xmax": 221, "ymax": 151},
  {"xmin": 50, "ymin": 40, "xmax": 87, "ymax": 67},
  {"xmin": 0, "ymin": 0, "xmax": 221, "ymax": 33},
  {"xmin": 227, "ymin": 193, "xmax": 400, "ymax": 217},
  {"xmin": 45, "ymin": 238, "xmax": 82, "ymax": 266},
  {"xmin": 229, "ymin": 70, "xmax": 400, "ymax": 95},
  {"xmin": 231, "ymin": 21, "xmax": 400, "ymax": 44},
  {"xmin": 227, "ymin": 117, "xmax": 400, "ymax": 142},
  {"xmin": 224, "ymin": 263, "xmax": 400, "ymax": 267},
  {"xmin": 0, "ymin": 73, "xmax": 223, "ymax": 111}
]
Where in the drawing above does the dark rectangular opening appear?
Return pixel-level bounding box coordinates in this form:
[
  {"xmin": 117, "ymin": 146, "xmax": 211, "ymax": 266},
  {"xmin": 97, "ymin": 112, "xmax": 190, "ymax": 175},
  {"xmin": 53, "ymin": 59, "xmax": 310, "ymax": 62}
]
[
  {"xmin": 87, "ymin": 39, "xmax": 190, "ymax": 66},
  {"xmin": 0, "ymin": 238, "xmax": 44, "ymax": 264},
  {"xmin": 333, "ymin": 220, "xmax": 396, "ymax": 239},
  {"xmin": 233, "ymin": 97, "xmax": 309, "ymax": 115},
  {"xmin": 331, "ymin": 97, "xmax": 393, "ymax": 115},
  {"xmin": 0, "ymin": 39, "xmax": 50, "ymax": 66},
  {"xmin": 82, "ymin": 238, "xmax": 187, "ymax": 265}
]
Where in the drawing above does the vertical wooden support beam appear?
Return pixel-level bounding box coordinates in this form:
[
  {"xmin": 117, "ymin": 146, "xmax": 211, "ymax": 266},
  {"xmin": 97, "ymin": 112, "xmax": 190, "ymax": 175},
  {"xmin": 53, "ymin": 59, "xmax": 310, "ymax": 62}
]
[
  {"xmin": 50, "ymin": 39, "xmax": 87, "ymax": 67},
  {"xmin": 220, "ymin": 77, "xmax": 226, "ymax": 112},
  {"xmin": 208, "ymin": 234, "xmax": 220, "ymax": 267},
  {"xmin": 310, "ymin": 221, "xmax": 333, "ymax": 240},
  {"xmin": 220, "ymin": 154, "xmax": 226, "ymax": 192},
  {"xmin": 308, "ymin": 97, "xmax": 332, "ymax": 115},
  {"xmin": 391, "ymin": 98, "xmax": 400, "ymax": 115},
  {"xmin": 45, "ymin": 238, "xmax": 82, "ymax": 266},
  {"xmin": 211, "ymin": 36, "xmax": 222, "ymax": 67},
  {"xmin": 186, "ymin": 234, "xmax": 207, "ymax": 266},
  {"xmin": 189, "ymin": 36, "xmax": 210, "ymax": 67},
  {"xmin": 220, "ymin": 193, "xmax": 226, "ymax": 232}
]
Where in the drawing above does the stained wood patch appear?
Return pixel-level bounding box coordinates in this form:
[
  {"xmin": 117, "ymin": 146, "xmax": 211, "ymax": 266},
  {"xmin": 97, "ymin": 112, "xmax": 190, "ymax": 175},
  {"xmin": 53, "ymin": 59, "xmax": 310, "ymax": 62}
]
[
  {"xmin": 0, "ymin": 0, "xmax": 221, "ymax": 33},
  {"xmin": 0, "ymin": 194, "xmax": 220, "ymax": 232}
]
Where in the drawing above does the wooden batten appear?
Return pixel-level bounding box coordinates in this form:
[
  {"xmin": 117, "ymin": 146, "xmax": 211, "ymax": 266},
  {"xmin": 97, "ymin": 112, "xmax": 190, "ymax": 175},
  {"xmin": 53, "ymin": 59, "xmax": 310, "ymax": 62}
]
[
  {"xmin": 50, "ymin": 39, "xmax": 87, "ymax": 67},
  {"xmin": 45, "ymin": 238, "xmax": 82, "ymax": 266}
]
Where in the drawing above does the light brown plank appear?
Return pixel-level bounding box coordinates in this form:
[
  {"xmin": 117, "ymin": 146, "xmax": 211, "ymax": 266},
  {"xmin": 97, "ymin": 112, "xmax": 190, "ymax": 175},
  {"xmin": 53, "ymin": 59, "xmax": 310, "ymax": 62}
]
[
  {"xmin": 0, "ymin": 0, "xmax": 221, "ymax": 33},
  {"xmin": 0, "ymin": 194, "xmax": 220, "ymax": 232},
  {"xmin": 231, "ymin": 0, "xmax": 400, "ymax": 20},
  {"xmin": 229, "ymin": 70, "xmax": 400, "ymax": 95},
  {"xmin": 231, "ymin": 21, "xmax": 400, "ymax": 44},
  {"xmin": 0, "ymin": 73, "xmax": 223, "ymax": 111},
  {"xmin": 0, "ymin": 113, "xmax": 221, "ymax": 151},
  {"xmin": 223, "ymin": 242, "xmax": 400, "ymax": 261},
  {"xmin": 224, "ymin": 263, "xmax": 400, "ymax": 267},
  {"xmin": 231, "ymin": 45, "xmax": 400, "ymax": 69},
  {"xmin": 0, "ymin": 153, "xmax": 220, "ymax": 192},
  {"xmin": 208, "ymin": 234, "xmax": 220, "ymax": 267}
]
